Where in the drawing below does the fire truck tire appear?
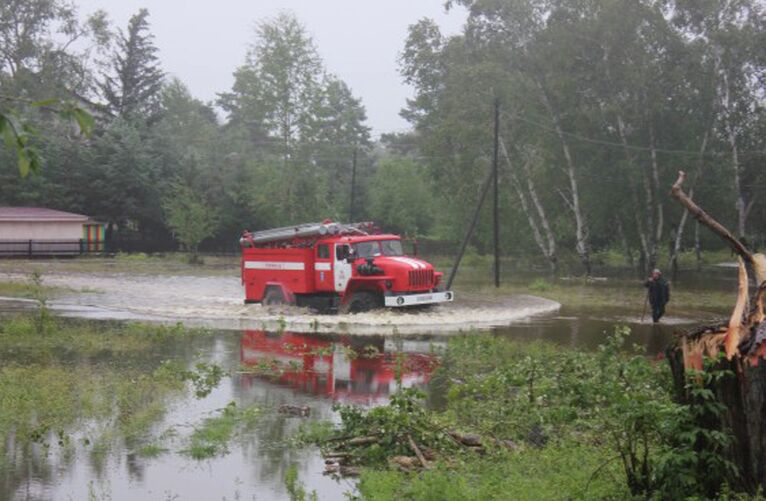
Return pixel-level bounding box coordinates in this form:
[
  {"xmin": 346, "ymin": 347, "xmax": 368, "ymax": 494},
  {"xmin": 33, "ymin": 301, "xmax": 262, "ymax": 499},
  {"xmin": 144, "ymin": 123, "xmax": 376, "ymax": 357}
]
[
  {"xmin": 262, "ymin": 287, "xmax": 286, "ymax": 306},
  {"xmin": 342, "ymin": 291, "xmax": 383, "ymax": 313}
]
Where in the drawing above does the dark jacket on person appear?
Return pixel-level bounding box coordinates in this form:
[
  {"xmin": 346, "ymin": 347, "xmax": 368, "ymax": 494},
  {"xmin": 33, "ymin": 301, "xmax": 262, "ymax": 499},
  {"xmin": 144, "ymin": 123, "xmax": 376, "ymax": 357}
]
[{"xmin": 644, "ymin": 276, "xmax": 670, "ymax": 308}]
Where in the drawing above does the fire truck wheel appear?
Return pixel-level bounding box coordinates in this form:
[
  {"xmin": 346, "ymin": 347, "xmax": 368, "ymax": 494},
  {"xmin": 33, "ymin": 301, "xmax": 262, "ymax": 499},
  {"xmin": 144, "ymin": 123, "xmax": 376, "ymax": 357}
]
[
  {"xmin": 343, "ymin": 291, "xmax": 383, "ymax": 313},
  {"xmin": 262, "ymin": 287, "xmax": 286, "ymax": 306}
]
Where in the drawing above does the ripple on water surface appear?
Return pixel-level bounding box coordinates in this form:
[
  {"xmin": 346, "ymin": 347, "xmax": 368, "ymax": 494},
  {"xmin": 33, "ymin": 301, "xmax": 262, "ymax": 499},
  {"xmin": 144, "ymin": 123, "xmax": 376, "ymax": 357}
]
[{"xmin": 0, "ymin": 272, "xmax": 562, "ymax": 334}]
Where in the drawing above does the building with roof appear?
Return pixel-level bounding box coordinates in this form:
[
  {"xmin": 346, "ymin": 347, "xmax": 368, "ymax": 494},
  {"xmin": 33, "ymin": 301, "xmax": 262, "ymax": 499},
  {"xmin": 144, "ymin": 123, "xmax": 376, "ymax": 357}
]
[{"xmin": 0, "ymin": 207, "xmax": 104, "ymax": 256}]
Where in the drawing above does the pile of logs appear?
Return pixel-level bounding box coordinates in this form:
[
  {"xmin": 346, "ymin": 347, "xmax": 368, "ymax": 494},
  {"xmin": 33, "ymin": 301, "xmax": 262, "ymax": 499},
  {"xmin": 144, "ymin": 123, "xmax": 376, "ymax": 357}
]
[
  {"xmin": 667, "ymin": 171, "xmax": 766, "ymax": 494},
  {"xmin": 320, "ymin": 430, "xmax": 517, "ymax": 477}
]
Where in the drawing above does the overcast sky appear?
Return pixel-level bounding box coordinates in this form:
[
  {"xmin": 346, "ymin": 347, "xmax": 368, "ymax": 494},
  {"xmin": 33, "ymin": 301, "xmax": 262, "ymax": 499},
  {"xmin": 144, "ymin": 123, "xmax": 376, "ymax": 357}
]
[{"xmin": 74, "ymin": 0, "xmax": 467, "ymax": 137}]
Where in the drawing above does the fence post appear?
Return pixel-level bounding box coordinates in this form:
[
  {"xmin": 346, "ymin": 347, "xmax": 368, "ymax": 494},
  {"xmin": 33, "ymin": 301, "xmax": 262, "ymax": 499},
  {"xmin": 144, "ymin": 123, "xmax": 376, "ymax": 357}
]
[
  {"xmin": 28, "ymin": 239, "xmax": 32, "ymax": 258},
  {"xmin": 79, "ymin": 238, "xmax": 84, "ymax": 255}
]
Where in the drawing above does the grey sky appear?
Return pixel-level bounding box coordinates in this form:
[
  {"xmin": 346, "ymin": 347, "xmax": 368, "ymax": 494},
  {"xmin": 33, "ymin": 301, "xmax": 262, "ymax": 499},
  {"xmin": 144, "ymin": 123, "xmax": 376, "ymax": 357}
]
[{"xmin": 75, "ymin": 0, "xmax": 467, "ymax": 137}]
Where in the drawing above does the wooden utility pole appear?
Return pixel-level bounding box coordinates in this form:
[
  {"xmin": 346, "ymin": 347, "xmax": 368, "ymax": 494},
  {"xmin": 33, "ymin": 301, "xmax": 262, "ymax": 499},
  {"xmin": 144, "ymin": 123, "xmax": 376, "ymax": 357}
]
[
  {"xmin": 493, "ymin": 98, "xmax": 501, "ymax": 287},
  {"xmin": 349, "ymin": 147, "xmax": 357, "ymax": 222},
  {"xmin": 446, "ymin": 99, "xmax": 502, "ymax": 291}
]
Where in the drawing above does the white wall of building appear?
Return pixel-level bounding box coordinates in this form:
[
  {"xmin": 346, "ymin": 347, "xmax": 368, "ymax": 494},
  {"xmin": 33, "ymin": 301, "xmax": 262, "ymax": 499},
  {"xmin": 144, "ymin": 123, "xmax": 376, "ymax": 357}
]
[{"xmin": 0, "ymin": 221, "xmax": 83, "ymax": 240}]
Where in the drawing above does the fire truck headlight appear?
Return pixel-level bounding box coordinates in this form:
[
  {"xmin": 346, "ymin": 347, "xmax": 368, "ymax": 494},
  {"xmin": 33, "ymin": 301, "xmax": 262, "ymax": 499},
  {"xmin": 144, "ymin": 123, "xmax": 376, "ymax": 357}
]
[
  {"xmin": 396, "ymin": 296, "xmax": 405, "ymax": 305},
  {"xmin": 385, "ymin": 280, "xmax": 393, "ymax": 289}
]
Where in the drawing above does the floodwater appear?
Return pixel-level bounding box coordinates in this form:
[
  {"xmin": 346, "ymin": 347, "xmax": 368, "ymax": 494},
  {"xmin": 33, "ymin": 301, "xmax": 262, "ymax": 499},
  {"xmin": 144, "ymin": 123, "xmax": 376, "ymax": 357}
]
[
  {"xmin": 1, "ymin": 328, "xmax": 439, "ymax": 501},
  {"xmin": 0, "ymin": 271, "xmax": 562, "ymax": 334},
  {"xmin": 0, "ymin": 268, "xmax": 729, "ymax": 500}
]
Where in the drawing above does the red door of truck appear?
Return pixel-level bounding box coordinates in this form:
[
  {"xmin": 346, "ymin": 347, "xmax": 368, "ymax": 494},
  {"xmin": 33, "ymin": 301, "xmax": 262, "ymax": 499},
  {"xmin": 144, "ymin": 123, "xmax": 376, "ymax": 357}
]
[{"xmin": 314, "ymin": 243, "xmax": 334, "ymax": 291}]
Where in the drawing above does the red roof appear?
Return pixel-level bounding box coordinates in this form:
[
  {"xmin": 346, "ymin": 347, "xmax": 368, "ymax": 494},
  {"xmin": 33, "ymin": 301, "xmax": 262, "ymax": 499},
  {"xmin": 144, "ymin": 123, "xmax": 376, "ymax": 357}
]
[{"xmin": 0, "ymin": 207, "xmax": 90, "ymax": 222}]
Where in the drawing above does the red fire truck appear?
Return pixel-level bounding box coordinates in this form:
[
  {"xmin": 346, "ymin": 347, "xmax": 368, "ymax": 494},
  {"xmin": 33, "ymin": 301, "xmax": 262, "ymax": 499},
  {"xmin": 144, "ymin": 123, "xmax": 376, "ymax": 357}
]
[{"xmin": 240, "ymin": 221, "xmax": 454, "ymax": 312}]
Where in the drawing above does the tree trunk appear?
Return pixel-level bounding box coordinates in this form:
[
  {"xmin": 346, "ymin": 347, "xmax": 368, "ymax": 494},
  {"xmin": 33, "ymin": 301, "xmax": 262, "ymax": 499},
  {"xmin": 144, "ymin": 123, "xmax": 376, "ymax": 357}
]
[
  {"xmin": 694, "ymin": 220, "xmax": 702, "ymax": 272},
  {"xmin": 721, "ymin": 70, "xmax": 747, "ymax": 238},
  {"xmin": 669, "ymin": 129, "xmax": 709, "ymax": 274},
  {"xmin": 536, "ymin": 79, "xmax": 590, "ymax": 275},
  {"xmin": 501, "ymin": 139, "xmax": 557, "ymax": 273},
  {"xmin": 615, "ymin": 113, "xmax": 654, "ymax": 273},
  {"xmin": 668, "ymin": 171, "xmax": 766, "ymax": 494},
  {"xmin": 615, "ymin": 217, "xmax": 635, "ymax": 269},
  {"xmin": 648, "ymin": 124, "xmax": 663, "ymax": 267}
]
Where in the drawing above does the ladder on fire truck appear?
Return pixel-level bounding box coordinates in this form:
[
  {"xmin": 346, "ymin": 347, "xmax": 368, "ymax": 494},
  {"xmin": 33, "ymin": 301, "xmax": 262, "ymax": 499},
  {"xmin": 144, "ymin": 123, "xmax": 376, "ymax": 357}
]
[{"xmin": 242, "ymin": 221, "xmax": 374, "ymax": 246}]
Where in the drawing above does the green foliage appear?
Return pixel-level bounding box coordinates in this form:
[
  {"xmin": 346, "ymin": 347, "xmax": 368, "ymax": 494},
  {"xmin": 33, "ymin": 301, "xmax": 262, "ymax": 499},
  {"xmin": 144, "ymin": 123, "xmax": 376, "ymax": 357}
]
[
  {"xmin": 368, "ymin": 157, "xmax": 435, "ymax": 236},
  {"xmin": 432, "ymin": 328, "xmax": 740, "ymax": 499},
  {"xmin": 29, "ymin": 270, "xmax": 51, "ymax": 335},
  {"xmin": 284, "ymin": 465, "xmax": 318, "ymax": 501},
  {"xmin": 135, "ymin": 443, "xmax": 167, "ymax": 458},
  {"xmin": 176, "ymin": 361, "xmax": 227, "ymax": 399},
  {"xmin": 163, "ymin": 183, "xmax": 218, "ymax": 261},
  {"xmin": 651, "ymin": 359, "xmax": 738, "ymax": 498},
  {"xmin": 99, "ymin": 8, "xmax": 164, "ymax": 119},
  {"xmin": 528, "ymin": 277, "xmax": 551, "ymax": 291},
  {"xmin": 183, "ymin": 401, "xmax": 261, "ymax": 459},
  {"xmin": 0, "ymin": 100, "xmax": 93, "ymax": 176},
  {"xmin": 329, "ymin": 387, "xmax": 457, "ymax": 465},
  {"xmin": 356, "ymin": 442, "xmax": 628, "ymax": 501}
]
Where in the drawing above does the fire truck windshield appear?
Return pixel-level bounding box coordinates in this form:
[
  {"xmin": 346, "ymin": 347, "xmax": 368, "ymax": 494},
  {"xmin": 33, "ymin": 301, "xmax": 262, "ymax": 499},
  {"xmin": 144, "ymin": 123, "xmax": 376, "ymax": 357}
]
[{"xmin": 353, "ymin": 240, "xmax": 403, "ymax": 258}]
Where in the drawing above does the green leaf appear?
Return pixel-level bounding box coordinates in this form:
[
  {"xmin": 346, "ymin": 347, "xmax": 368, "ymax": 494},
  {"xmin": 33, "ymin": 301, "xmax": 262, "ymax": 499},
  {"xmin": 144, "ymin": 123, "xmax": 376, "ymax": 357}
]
[
  {"xmin": 18, "ymin": 149, "xmax": 31, "ymax": 177},
  {"xmin": 31, "ymin": 98, "xmax": 59, "ymax": 108},
  {"xmin": 72, "ymin": 108, "xmax": 94, "ymax": 137}
]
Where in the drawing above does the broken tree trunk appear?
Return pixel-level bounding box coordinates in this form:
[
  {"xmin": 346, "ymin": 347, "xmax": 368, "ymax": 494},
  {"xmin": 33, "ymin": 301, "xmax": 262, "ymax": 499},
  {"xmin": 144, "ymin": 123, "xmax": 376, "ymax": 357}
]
[{"xmin": 667, "ymin": 170, "xmax": 766, "ymax": 493}]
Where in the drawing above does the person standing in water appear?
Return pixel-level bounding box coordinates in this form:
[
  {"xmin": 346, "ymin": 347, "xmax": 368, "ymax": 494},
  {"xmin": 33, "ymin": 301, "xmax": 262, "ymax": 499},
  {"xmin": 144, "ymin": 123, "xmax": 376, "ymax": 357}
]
[{"xmin": 644, "ymin": 268, "xmax": 670, "ymax": 323}]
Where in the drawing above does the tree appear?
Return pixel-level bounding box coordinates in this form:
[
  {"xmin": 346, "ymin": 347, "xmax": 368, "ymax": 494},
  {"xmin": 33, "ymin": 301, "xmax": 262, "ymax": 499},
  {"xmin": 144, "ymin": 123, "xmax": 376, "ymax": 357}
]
[
  {"xmin": 219, "ymin": 12, "xmax": 372, "ymax": 226},
  {"xmin": 368, "ymin": 157, "xmax": 434, "ymax": 236},
  {"xmin": 99, "ymin": 8, "xmax": 164, "ymax": 120},
  {"xmin": 163, "ymin": 183, "xmax": 218, "ymax": 263},
  {"xmin": 220, "ymin": 12, "xmax": 323, "ymax": 164}
]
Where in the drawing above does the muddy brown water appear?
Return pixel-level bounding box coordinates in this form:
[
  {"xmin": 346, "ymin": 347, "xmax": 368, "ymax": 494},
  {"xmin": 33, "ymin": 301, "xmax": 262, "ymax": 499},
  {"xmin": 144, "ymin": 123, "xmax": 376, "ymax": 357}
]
[{"xmin": 0, "ymin": 269, "xmax": 732, "ymax": 500}]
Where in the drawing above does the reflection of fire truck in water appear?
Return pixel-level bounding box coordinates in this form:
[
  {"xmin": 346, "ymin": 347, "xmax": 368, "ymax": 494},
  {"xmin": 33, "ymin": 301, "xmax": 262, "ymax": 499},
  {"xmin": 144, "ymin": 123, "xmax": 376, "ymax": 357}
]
[
  {"xmin": 240, "ymin": 220, "xmax": 453, "ymax": 312},
  {"xmin": 239, "ymin": 330, "xmax": 438, "ymax": 404}
]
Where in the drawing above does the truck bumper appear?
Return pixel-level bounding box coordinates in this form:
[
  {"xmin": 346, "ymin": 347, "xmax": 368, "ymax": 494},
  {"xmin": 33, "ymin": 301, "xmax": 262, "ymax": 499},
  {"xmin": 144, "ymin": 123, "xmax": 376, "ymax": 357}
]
[{"xmin": 384, "ymin": 291, "xmax": 454, "ymax": 307}]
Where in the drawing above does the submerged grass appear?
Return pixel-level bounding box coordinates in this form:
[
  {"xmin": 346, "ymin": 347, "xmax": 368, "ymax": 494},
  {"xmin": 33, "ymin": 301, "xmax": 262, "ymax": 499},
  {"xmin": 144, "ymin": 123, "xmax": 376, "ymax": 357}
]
[
  {"xmin": 0, "ymin": 280, "xmax": 69, "ymax": 299},
  {"xmin": 0, "ymin": 314, "xmax": 222, "ymax": 477},
  {"xmin": 183, "ymin": 401, "xmax": 261, "ymax": 459},
  {"xmin": 0, "ymin": 315, "xmax": 211, "ymax": 362}
]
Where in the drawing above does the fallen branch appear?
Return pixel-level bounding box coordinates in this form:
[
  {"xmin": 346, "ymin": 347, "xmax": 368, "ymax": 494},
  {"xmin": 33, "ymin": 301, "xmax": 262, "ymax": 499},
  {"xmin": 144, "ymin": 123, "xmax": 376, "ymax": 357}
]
[
  {"xmin": 407, "ymin": 434, "xmax": 431, "ymax": 470},
  {"xmin": 670, "ymin": 170, "xmax": 766, "ymax": 284},
  {"xmin": 348, "ymin": 435, "xmax": 379, "ymax": 446}
]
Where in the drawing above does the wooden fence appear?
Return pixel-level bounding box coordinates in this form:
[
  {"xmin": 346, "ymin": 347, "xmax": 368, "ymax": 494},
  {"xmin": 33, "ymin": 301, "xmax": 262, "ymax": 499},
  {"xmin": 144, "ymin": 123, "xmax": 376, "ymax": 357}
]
[{"xmin": 0, "ymin": 239, "xmax": 106, "ymax": 257}]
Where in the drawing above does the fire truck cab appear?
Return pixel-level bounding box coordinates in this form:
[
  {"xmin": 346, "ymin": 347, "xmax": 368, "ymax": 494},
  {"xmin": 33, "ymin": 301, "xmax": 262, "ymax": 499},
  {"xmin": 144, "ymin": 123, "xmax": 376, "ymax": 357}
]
[{"xmin": 240, "ymin": 221, "xmax": 454, "ymax": 312}]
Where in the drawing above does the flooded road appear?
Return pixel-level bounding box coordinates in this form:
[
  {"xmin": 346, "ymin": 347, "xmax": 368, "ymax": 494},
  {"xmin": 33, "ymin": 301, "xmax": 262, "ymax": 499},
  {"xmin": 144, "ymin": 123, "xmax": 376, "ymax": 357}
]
[{"xmin": 0, "ymin": 271, "xmax": 561, "ymax": 334}]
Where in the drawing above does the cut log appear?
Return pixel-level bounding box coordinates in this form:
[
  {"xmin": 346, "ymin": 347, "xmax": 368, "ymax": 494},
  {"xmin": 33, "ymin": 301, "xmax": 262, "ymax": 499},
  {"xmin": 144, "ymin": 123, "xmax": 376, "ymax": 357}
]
[
  {"xmin": 348, "ymin": 435, "xmax": 379, "ymax": 446},
  {"xmin": 449, "ymin": 431, "xmax": 482, "ymax": 447},
  {"xmin": 391, "ymin": 455, "xmax": 418, "ymax": 469}
]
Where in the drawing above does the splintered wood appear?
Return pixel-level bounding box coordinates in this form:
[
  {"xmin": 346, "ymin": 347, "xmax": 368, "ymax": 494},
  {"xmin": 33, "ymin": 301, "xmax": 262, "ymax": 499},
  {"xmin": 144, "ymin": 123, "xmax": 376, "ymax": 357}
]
[
  {"xmin": 668, "ymin": 171, "xmax": 766, "ymax": 493},
  {"xmin": 670, "ymin": 170, "xmax": 766, "ymax": 368}
]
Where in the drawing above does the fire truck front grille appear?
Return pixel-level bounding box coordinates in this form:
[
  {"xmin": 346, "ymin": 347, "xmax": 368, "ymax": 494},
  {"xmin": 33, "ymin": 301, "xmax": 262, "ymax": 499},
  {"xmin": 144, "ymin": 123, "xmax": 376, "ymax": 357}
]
[{"xmin": 408, "ymin": 269, "xmax": 433, "ymax": 289}]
